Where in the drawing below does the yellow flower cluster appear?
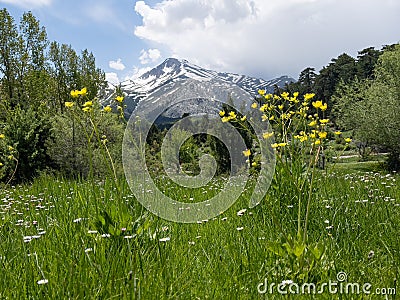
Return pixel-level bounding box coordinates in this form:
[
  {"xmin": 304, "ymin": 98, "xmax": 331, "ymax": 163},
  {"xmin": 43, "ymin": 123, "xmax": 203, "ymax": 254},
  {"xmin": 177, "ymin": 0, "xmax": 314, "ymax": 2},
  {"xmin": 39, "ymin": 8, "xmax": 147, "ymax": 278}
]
[
  {"xmin": 70, "ymin": 87, "xmax": 87, "ymax": 98},
  {"xmin": 82, "ymin": 100, "xmax": 93, "ymax": 113},
  {"xmin": 220, "ymin": 110, "xmax": 238, "ymax": 123},
  {"xmin": 254, "ymin": 91, "xmax": 332, "ymax": 149}
]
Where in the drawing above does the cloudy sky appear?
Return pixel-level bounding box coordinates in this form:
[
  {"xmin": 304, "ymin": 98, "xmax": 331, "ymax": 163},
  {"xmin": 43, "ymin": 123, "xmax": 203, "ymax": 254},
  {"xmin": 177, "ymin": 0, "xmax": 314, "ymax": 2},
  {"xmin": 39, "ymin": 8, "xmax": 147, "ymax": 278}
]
[{"xmin": 1, "ymin": 0, "xmax": 399, "ymax": 84}]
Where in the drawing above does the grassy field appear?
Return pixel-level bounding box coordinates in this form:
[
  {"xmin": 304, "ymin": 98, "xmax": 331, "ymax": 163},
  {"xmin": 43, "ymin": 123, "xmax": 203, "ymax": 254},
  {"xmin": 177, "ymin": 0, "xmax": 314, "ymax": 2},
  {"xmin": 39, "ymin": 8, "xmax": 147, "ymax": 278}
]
[{"xmin": 0, "ymin": 166, "xmax": 399, "ymax": 299}]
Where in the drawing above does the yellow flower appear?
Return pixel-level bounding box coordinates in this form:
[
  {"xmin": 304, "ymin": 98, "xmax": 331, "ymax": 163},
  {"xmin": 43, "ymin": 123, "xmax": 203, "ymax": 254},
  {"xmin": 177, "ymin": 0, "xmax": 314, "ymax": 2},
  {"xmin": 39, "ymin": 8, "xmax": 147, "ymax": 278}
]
[
  {"xmin": 345, "ymin": 138, "xmax": 352, "ymax": 143},
  {"xmin": 260, "ymin": 104, "xmax": 268, "ymax": 112},
  {"xmin": 269, "ymin": 116, "xmax": 275, "ymax": 121},
  {"xmin": 103, "ymin": 106, "xmax": 112, "ymax": 112},
  {"xmin": 82, "ymin": 107, "xmax": 91, "ymax": 112},
  {"xmin": 304, "ymin": 93, "xmax": 315, "ymax": 101},
  {"xmin": 319, "ymin": 119, "xmax": 329, "ymax": 125},
  {"xmin": 0, "ymin": 162, "xmax": 3, "ymax": 167},
  {"xmin": 251, "ymin": 162, "xmax": 257, "ymax": 167},
  {"xmin": 258, "ymin": 89, "xmax": 266, "ymax": 96},
  {"xmin": 251, "ymin": 103, "xmax": 258, "ymax": 109},
  {"xmin": 308, "ymin": 120, "xmax": 317, "ymax": 127},
  {"xmin": 273, "ymin": 95, "xmax": 281, "ymax": 101},
  {"xmin": 318, "ymin": 131, "xmax": 327, "ymax": 139},
  {"xmin": 70, "ymin": 90, "xmax": 80, "ymax": 98},
  {"xmin": 314, "ymin": 139, "xmax": 321, "ymax": 145},
  {"xmin": 334, "ymin": 131, "xmax": 342, "ymax": 135},
  {"xmin": 0, "ymin": 133, "xmax": 5, "ymax": 139},
  {"xmin": 300, "ymin": 135, "xmax": 308, "ymax": 142},
  {"xmin": 312, "ymin": 100, "xmax": 323, "ymax": 109},
  {"xmin": 65, "ymin": 102, "xmax": 74, "ymax": 108},
  {"xmin": 79, "ymin": 87, "xmax": 87, "ymax": 96},
  {"xmin": 115, "ymin": 96, "xmax": 124, "ymax": 103},
  {"xmin": 8, "ymin": 155, "xmax": 13, "ymax": 160},
  {"xmin": 8, "ymin": 146, "xmax": 13, "ymax": 151},
  {"xmin": 221, "ymin": 116, "xmax": 230, "ymax": 123},
  {"xmin": 320, "ymin": 103, "xmax": 328, "ymax": 111},
  {"xmin": 278, "ymin": 104, "xmax": 284, "ymax": 110},
  {"xmin": 240, "ymin": 116, "xmax": 247, "ymax": 121},
  {"xmin": 281, "ymin": 92, "xmax": 289, "ymax": 100},
  {"xmin": 264, "ymin": 94, "xmax": 272, "ymax": 100},
  {"xmin": 228, "ymin": 111, "xmax": 237, "ymax": 119},
  {"xmin": 271, "ymin": 143, "xmax": 287, "ymax": 148},
  {"xmin": 262, "ymin": 132, "xmax": 274, "ymax": 139},
  {"xmin": 243, "ymin": 149, "xmax": 251, "ymax": 157},
  {"xmin": 219, "ymin": 110, "xmax": 225, "ymax": 117},
  {"xmin": 293, "ymin": 92, "xmax": 299, "ymax": 98},
  {"xmin": 83, "ymin": 101, "xmax": 93, "ymax": 107}
]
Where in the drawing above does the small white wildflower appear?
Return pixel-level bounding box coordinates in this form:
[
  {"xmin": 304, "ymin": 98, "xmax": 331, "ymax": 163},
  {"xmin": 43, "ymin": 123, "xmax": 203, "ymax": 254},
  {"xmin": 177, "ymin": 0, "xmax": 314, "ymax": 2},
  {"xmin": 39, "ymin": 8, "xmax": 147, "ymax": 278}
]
[
  {"xmin": 159, "ymin": 237, "xmax": 170, "ymax": 242},
  {"xmin": 87, "ymin": 230, "xmax": 98, "ymax": 234},
  {"xmin": 37, "ymin": 279, "xmax": 48, "ymax": 285},
  {"xmin": 236, "ymin": 227, "xmax": 244, "ymax": 231},
  {"xmin": 84, "ymin": 248, "xmax": 93, "ymax": 253},
  {"xmin": 221, "ymin": 217, "xmax": 228, "ymax": 221},
  {"xmin": 23, "ymin": 236, "xmax": 32, "ymax": 243},
  {"xmin": 101, "ymin": 234, "xmax": 111, "ymax": 238},
  {"xmin": 237, "ymin": 209, "xmax": 247, "ymax": 216},
  {"xmin": 368, "ymin": 250, "xmax": 375, "ymax": 259}
]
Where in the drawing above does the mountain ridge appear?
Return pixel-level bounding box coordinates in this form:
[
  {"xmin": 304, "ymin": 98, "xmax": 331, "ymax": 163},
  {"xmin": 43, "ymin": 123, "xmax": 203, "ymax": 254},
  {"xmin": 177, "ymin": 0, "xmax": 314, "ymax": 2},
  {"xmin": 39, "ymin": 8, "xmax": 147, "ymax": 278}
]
[{"xmin": 105, "ymin": 58, "xmax": 295, "ymax": 115}]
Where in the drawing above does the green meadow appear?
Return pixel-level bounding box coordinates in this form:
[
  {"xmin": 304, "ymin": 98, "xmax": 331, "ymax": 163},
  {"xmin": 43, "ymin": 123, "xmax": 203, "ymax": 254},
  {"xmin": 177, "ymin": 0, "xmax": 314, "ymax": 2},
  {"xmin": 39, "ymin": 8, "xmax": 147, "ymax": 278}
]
[{"xmin": 0, "ymin": 165, "xmax": 398, "ymax": 299}]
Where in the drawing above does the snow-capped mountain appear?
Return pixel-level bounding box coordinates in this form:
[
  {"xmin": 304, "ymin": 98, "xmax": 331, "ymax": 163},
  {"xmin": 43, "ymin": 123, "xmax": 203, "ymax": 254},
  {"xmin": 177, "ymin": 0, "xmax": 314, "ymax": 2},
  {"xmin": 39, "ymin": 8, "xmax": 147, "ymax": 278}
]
[{"xmin": 105, "ymin": 58, "xmax": 295, "ymax": 116}]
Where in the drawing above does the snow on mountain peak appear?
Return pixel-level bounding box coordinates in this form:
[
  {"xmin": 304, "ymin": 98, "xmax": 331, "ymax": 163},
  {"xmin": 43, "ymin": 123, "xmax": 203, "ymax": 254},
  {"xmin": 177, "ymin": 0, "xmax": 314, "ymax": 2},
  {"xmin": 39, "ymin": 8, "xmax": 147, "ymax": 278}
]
[{"xmin": 106, "ymin": 58, "xmax": 295, "ymax": 116}]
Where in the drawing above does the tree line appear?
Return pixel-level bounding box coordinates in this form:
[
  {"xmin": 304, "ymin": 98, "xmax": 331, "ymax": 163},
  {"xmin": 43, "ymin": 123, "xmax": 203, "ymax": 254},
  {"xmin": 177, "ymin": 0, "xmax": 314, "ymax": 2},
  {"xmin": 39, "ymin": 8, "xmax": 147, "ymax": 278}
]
[
  {"xmin": 283, "ymin": 43, "xmax": 400, "ymax": 169},
  {"xmin": 0, "ymin": 8, "xmax": 121, "ymax": 181}
]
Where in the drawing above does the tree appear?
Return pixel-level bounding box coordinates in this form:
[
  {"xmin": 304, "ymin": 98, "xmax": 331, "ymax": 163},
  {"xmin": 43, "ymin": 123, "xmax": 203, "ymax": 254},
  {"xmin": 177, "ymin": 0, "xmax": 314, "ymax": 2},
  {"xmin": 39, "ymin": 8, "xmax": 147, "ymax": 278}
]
[
  {"xmin": 0, "ymin": 8, "xmax": 19, "ymax": 103},
  {"xmin": 356, "ymin": 47, "xmax": 381, "ymax": 80}
]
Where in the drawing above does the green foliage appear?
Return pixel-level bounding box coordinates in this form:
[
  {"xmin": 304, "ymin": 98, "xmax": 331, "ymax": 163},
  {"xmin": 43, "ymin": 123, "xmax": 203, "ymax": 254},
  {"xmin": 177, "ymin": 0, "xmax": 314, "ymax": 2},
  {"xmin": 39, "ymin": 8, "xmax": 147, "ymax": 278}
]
[
  {"xmin": 47, "ymin": 102, "xmax": 125, "ymax": 178},
  {"xmin": 285, "ymin": 46, "xmax": 388, "ymax": 123},
  {"xmin": 334, "ymin": 44, "xmax": 400, "ymax": 170},
  {"xmin": 0, "ymin": 172, "xmax": 399, "ymax": 298},
  {"xmin": 0, "ymin": 8, "xmax": 109, "ymax": 181},
  {"xmin": 2, "ymin": 105, "xmax": 53, "ymax": 181}
]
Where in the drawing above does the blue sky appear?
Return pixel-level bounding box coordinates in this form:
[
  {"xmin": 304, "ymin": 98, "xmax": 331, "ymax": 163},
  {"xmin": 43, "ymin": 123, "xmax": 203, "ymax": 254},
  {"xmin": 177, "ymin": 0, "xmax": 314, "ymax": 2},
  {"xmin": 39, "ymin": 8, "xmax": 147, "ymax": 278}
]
[{"xmin": 1, "ymin": 0, "xmax": 399, "ymax": 83}]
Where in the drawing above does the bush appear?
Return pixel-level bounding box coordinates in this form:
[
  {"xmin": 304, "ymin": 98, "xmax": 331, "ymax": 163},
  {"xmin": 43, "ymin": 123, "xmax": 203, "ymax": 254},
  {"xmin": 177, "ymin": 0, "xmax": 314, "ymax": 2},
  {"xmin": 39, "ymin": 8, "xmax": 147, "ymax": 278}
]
[
  {"xmin": 2, "ymin": 105, "xmax": 53, "ymax": 181},
  {"xmin": 46, "ymin": 106, "xmax": 125, "ymax": 178}
]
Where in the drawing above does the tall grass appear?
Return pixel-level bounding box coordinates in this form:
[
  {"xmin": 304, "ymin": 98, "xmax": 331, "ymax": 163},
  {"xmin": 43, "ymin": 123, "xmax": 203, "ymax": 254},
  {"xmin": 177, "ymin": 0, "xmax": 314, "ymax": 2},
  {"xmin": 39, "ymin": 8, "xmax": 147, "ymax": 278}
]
[{"xmin": 0, "ymin": 169, "xmax": 398, "ymax": 299}]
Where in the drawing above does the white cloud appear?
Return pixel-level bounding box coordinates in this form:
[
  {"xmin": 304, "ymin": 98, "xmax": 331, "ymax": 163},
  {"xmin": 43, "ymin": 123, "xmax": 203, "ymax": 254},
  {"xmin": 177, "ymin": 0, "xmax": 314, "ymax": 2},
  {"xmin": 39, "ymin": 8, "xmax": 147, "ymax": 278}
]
[
  {"xmin": 0, "ymin": 0, "xmax": 52, "ymax": 8},
  {"xmin": 109, "ymin": 58, "xmax": 126, "ymax": 71},
  {"xmin": 134, "ymin": 0, "xmax": 400, "ymax": 79},
  {"xmin": 105, "ymin": 72, "xmax": 120, "ymax": 85},
  {"xmin": 123, "ymin": 66, "xmax": 153, "ymax": 81},
  {"xmin": 139, "ymin": 48, "xmax": 162, "ymax": 65}
]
